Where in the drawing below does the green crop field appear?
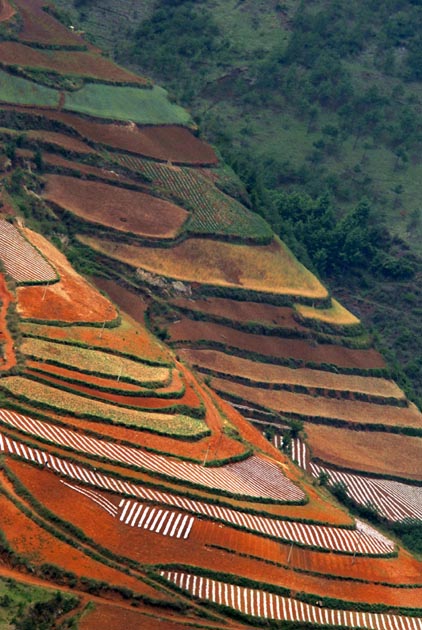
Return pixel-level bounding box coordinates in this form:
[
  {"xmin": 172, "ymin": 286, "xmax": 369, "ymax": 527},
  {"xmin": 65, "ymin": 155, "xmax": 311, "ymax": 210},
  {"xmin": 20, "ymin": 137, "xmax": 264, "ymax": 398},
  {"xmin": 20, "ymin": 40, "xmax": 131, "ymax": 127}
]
[
  {"xmin": 0, "ymin": 69, "xmax": 59, "ymax": 107},
  {"xmin": 64, "ymin": 83, "xmax": 192, "ymax": 125},
  {"xmin": 116, "ymin": 154, "xmax": 273, "ymax": 241}
]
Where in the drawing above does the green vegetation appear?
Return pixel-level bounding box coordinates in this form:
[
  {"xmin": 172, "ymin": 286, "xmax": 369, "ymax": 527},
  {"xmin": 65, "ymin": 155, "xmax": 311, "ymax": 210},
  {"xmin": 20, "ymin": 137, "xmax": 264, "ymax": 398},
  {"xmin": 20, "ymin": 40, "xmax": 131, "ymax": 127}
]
[
  {"xmin": 0, "ymin": 576, "xmax": 78, "ymax": 630},
  {"xmin": 0, "ymin": 69, "xmax": 59, "ymax": 107},
  {"xmin": 116, "ymin": 154, "xmax": 273, "ymax": 242},
  {"xmin": 64, "ymin": 83, "xmax": 192, "ymax": 125}
]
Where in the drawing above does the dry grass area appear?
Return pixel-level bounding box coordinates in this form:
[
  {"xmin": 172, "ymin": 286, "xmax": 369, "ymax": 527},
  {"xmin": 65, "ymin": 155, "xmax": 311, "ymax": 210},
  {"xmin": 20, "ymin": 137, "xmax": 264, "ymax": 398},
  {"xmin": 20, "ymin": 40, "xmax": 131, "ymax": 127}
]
[
  {"xmin": 43, "ymin": 175, "xmax": 188, "ymax": 239},
  {"xmin": 305, "ymin": 423, "xmax": 422, "ymax": 480},
  {"xmin": 210, "ymin": 377, "xmax": 422, "ymax": 428},
  {"xmin": 78, "ymin": 235, "xmax": 328, "ymax": 299},
  {"xmin": 179, "ymin": 348, "xmax": 405, "ymax": 399},
  {"xmin": 294, "ymin": 299, "xmax": 360, "ymax": 326},
  {"xmin": 16, "ymin": 229, "xmax": 118, "ymax": 324}
]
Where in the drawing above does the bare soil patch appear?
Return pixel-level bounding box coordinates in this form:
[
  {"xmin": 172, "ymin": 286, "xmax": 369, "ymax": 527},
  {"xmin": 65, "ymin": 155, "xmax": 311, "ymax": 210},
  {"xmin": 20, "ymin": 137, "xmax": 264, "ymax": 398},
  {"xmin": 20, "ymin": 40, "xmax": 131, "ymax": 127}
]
[
  {"xmin": 27, "ymin": 130, "xmax": 93, "ymax": 153},
  {"xmin": 167, "ymin": 319, "xmax": 385, "ymax": 369},
  {"xmin": 0, "ymin": 105, "xmax": 216, "ymax": 163},
  {"xmin": 43, "ymin": 175, "xmax": 188, "ymax": 238},
  {"xmin": 305, "ymin": 423, "xmax": 422, "ymax": 480},
  {"xmin": 0, "ymin": 41, "xmax": 147, "ymax": 84},
  {"xmin": 0, "ymin": 0, "xmax": 14, "ymax": 21},
  {"xmin": 16, "ymin": 228, "xmax": 117, "ymax": 323},
  {"xmin": 14, "ymin": 0, "xmax": 88, "ymax": 47}
]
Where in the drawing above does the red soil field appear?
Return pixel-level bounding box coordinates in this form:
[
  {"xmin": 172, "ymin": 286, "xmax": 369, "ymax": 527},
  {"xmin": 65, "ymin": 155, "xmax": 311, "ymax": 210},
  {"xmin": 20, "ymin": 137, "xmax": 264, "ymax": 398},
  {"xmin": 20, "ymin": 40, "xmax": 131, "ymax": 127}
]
[
  {"xmin": 16, "ymin": 228, "xmax": 118, "ymax": 323},
  {"xmin": 0, "ymin": 41, "xmax": 147, "ymax": 84},
  {"xmin": 9, "ymin": 461, "xmax": 413, "ymax": 609},
  {"xmin": 168, "ymin": 318, "xmax": 386, "ymax": 369},
  {"xmin": 80, "ymin": 604, "xmax": 199, "ymax": 630},
  {"xmin": 43, "ymin": 175, "xmax": 188, "ymax": 238},
  {"xmin": 0, "ymin": 105, "xmax": 217, "ymax": 164},
  {"xmin": 0, "ymin": 466, "xmax": 162, "ymax": 598},
  {"xmin": 21, "ymin": 312, "xmax": 172, "ymax": 365},
  {"xmin": 13, "ymin": 0, "xmax": 89, "ymax": 48},
  {"xmin": 27, "ymin": 130, "xmax": 94, "ymax": 154},
  {"xmin": 0, "ymin": 0, "xmax": 14, "ymax": 21},
  {"xmin": 210, "ymin": 377, "xmax": 422, "ymax": 429},
  {"xmin": 171, "ymin": 297, "xmax": 309, "ymax": 331},
  {"xmin": 305, "ymin": 424, "xmax": 422, "ymax": 481},
  {"xmin": 0, "ymin": 273, "xmax": 16, "ymax": 371},
  {"xmin": 179, "ymin": 348, "xmax": 404, "ymax": 399}
]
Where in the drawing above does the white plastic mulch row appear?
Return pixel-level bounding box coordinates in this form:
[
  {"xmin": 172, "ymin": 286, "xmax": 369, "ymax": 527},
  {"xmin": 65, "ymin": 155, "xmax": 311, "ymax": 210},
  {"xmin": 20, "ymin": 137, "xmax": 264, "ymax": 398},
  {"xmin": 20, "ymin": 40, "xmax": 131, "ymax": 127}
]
[
  {"xmin": 0, "ymin": 431, "xmax": 395, "ymax": 555},
  {"xmin": 310, "ymin": 462, "xmax": 422, "ymax": 522},
  {"xmin": 0, "ymin": 219, "xmax": 57, "ymax": 283},
  {"xmin": 162, "ymin": 571, "xmax": 422, "ymax": 630},
  {"xmin": 118, "ymin": 499, "xmax": 194, "ymax": 539},
  {"xmin": 0, "ymin": 407, "xmax": 304, "ymax": 501}
]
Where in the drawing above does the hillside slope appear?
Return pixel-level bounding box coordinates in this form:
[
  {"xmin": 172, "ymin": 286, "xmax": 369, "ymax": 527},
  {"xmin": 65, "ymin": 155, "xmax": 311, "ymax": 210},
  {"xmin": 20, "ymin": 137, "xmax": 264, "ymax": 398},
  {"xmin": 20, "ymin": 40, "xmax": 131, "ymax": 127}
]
[{"xmin": 0, "ymin": 2, "xmax": 421, "ymax": 629}]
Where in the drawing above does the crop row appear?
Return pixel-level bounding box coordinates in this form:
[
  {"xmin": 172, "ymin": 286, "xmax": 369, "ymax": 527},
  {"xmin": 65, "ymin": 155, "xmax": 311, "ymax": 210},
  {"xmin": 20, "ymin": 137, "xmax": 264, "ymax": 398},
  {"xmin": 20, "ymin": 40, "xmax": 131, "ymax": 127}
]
[
  {"xmin": 162, "ymin": 571, "xmax": 422, "ymax": 629},
  {"xmin": 0, "ymin": 408, "xmax": 303, "ymax": 501},
  {"xmin": 0, "ymin": 427, "xmax": 395, "ymax": 555},
  {"xmin": 115, "ymin": 155, "xmax": 272, "ymax": 241},
  {"xmin": 0, "ymin": 219, "xmax": 57, "ymax": 284}
]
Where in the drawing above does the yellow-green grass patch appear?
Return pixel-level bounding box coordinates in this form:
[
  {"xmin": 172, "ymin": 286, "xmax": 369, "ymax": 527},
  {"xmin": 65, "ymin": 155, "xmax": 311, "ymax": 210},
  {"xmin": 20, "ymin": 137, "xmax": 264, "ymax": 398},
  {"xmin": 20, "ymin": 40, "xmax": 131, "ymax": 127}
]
[
  {"xmin": 294, "ymin": 299, "xmax": 360, "ymax": 326},
  {"xmin": 0, "ymin": 69, "xmax": 59, "ymax": 107},
  {"xmin": 21, "ymin": 338, "xmax": 171, "ymax": 386},
  {"xmin": 78, "ymin": 235, "xmax": 328, "ymax": 299},
  {"xmin": 20, "ymin": 313, "xmax": 172, "ymax": 365},
  {"xmin": 179, "ymin": 348, "xmax": 405, "ymax": 400},
  {"xmin": 0, "ymin": 376, "xmax": 206, "ymax": 437}
]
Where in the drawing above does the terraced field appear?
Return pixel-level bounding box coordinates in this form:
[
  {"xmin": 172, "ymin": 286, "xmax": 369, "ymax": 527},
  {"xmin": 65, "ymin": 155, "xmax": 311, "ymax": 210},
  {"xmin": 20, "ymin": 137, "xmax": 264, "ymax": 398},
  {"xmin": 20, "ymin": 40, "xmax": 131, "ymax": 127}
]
[
  {"xmin": 0, "ymin": 3, "xmax": 421, "ymax": 627},
  {"xmin": 43, "ymin": 175, "xmax": 189, "ymax": 239}
]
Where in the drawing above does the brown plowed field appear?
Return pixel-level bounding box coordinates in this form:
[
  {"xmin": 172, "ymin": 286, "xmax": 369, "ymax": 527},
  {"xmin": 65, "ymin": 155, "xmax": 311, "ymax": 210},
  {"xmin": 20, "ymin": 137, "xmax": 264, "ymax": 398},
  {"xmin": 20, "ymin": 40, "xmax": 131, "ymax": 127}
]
[
  {"xmin": 80, "ymin": 236, "xmax": 329, "ymax": 299},
  {"xmin": 0, "ymin": 0, "xmax": 14, "ymax": 22},
  {"xmin": 79, "ymin": 604, "xmax": 199, "ymax": 630},
  {"xmin": 0, "ymin": 41, "xmax": 147, "ymax": 83},
  {"xmin": 21, "ymin": 312, "xmax": 172, "ymax": 365},
  {"xmin": 167, "ymin": 319, "xmax": 385, "ymax": 369},
  {"xmin": 211, "ymin": 377, "xmax": 421, "ymax": 429},
  {"xmin": 0, "ymin": 105, "xmax": 217, "ymax": 163},
  {"xmin": 0, "ymin": 273, "xmax": 16, "ymax": 371},
  {"xmin": 171, "ymin": 296, "xmax": 309, "ymax": 330},
  {"xmin": 26, "ymin": 130, "xmax": 94, "ymax": 153},
  {"xmin": 16, "ymin": 228, "xmax": 118, "ymax": 323},
  {"xmin": 42, "ymin": 153, "xmax": 135, "ymax": 184},
  {"xmin": 0, "ymin": 467, "xmax": 160, "ymax": 597},
  {"xmin": 12, "ymin": 461, "xmax": 422, "ymax": 609},
  {"xmin": 305, "ymin": 424, "xmax": 422, "ymax": 481},
  {"xmin": 43, "ymin": 175, "xmax": 188, "ymax": 238},
  {"xmin": 14, "ymin": 0, "xmax": 88, "ymax": 47},
  {"xmin": 180, "ymin": 348, "xmax": 403, "ymax": 399}
]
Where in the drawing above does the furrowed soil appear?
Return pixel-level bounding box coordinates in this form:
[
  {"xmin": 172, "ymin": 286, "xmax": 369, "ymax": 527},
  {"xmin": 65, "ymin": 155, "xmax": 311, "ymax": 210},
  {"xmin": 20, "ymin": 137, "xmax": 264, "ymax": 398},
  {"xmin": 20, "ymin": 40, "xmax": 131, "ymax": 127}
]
[
  {"xmin": 167, "ymin": 319, "xmax": 385, "ymax": 369},
  {"xmin": 43, "ymin": 175, "xmax": 188, "ymax": 238},
  {"xmin": 42, "ymin": 153, "xmax": 136, "ymax": 184},
  {"xmin": 305, "ymin": 424, "xmax": 422, "ymax": 480},
  {"xmin": 179, "ymin": 348, "xmax": 403, "ymax": 399},
  {"xmin": 0, "ymin": 467, "xmax": 162, "ymax": 598},
  {"xmin": 79, "ymin": 235, "xmax": 328, "ymax": 298},
  {"xmin": 16, "ymin": 229, "xmax": 117, "ymax": 323},
  {"xmin": 0, "ymin": 41, "xmax": 147, "ymax": 83},
  {"xmin": 79, "ymin": 603, "xmax": 205, "ymax": 630},
  {"xmin": 11, "ymin": 461, "xmax": 421, "ymax": 608},
  {"xmin": 0, "ymin": 105, "xmax": 216, "ymax": 163},
  {"xmin": 27, "ymin": 130, "xmax": 94, "ymax": 153},
  {"xmin": 210, "ymin": 377, "xmax": 421, "ymax": 429}
]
